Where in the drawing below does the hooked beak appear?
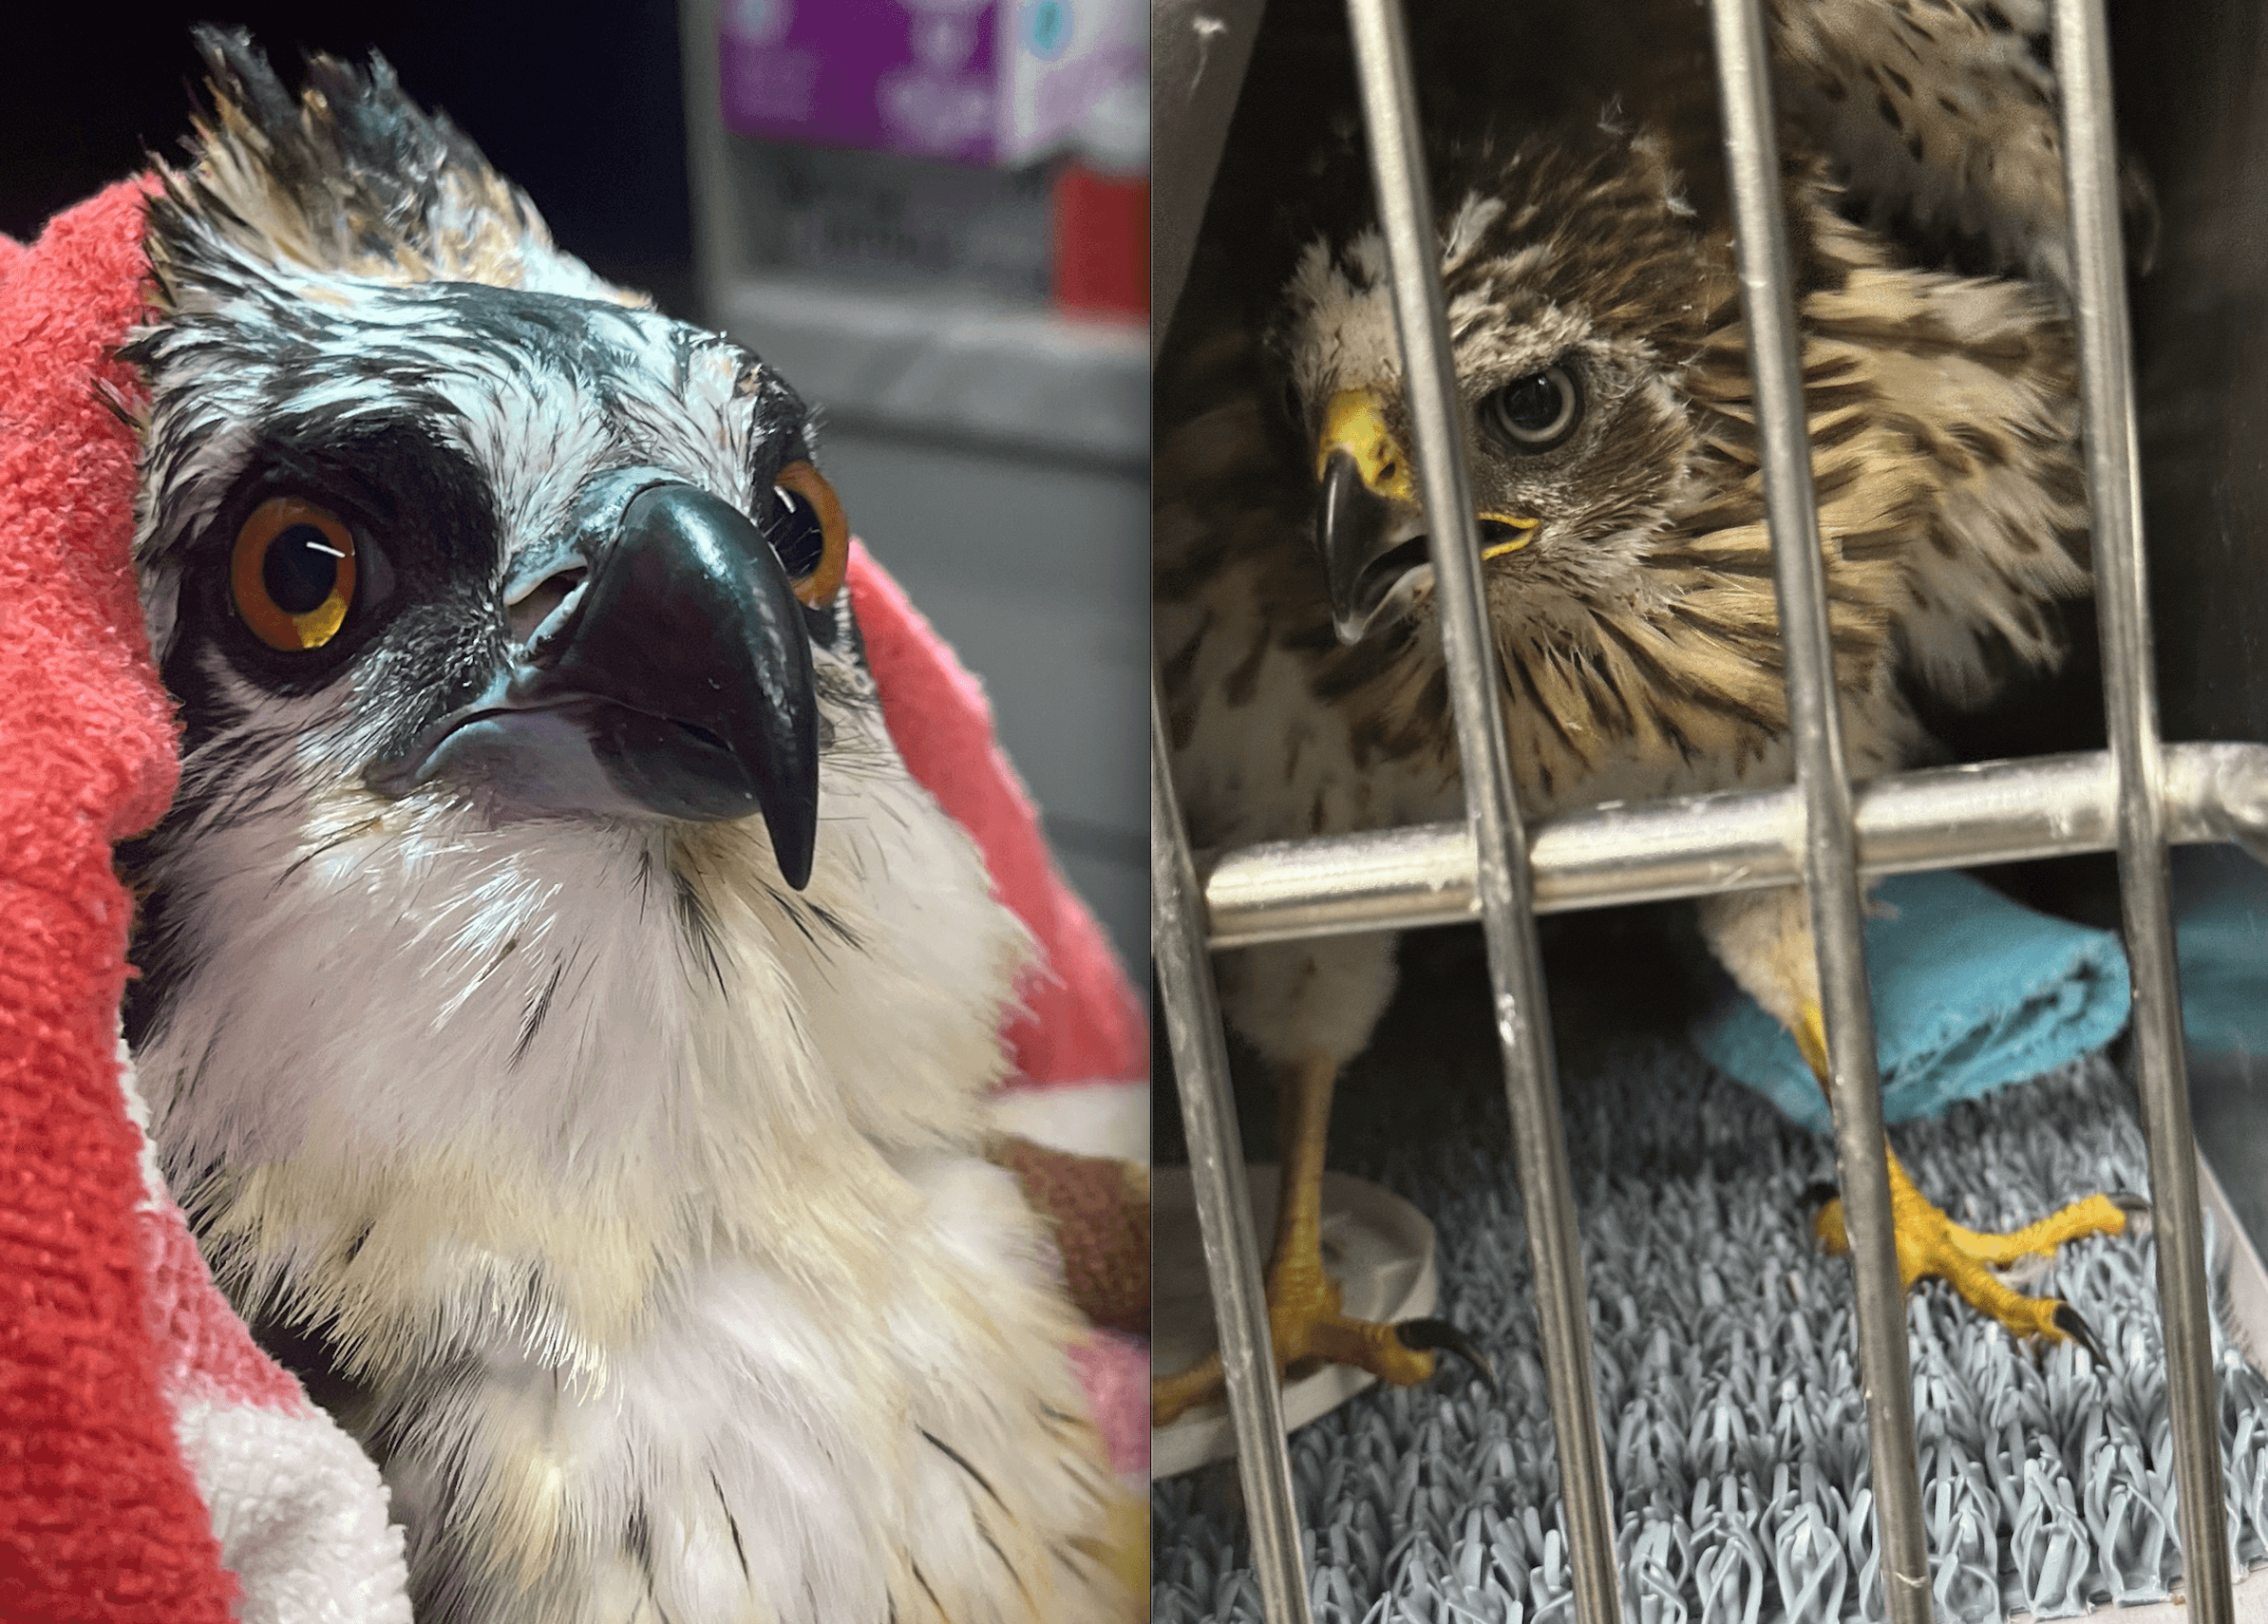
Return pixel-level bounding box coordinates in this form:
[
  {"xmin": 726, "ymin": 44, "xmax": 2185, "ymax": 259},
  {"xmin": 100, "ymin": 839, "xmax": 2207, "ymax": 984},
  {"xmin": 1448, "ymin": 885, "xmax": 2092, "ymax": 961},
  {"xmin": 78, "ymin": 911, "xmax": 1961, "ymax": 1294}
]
[
  {"xmin": 367, "ymin": 478, "xmax": 822, "ymax": 889},
  {"xmin": 1313, "ymin": 387, "xmax": 1541, "ymax": 644}
]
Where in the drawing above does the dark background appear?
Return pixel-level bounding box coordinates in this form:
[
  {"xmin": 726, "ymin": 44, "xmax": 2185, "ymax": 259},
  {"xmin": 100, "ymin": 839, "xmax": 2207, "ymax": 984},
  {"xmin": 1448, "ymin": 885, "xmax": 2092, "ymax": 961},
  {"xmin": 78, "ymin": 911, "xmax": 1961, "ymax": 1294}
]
[{"xmin": 3, "ymin": 1, "xmax": 697, "ymax": 316}]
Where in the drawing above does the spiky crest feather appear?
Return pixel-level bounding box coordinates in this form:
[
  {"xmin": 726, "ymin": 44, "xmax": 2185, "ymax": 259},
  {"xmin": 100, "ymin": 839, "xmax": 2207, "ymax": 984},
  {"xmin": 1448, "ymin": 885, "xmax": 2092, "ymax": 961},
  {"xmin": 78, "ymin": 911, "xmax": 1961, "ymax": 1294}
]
[{"xmin": 146, "ymin": 26, "xmax": 637, "ymax": 307}]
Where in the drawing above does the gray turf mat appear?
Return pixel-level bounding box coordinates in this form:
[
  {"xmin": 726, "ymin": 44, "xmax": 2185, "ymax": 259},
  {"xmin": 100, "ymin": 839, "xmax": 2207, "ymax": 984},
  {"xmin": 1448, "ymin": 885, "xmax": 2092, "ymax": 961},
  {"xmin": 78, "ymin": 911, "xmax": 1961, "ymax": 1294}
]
[{"xmin": 1151, "ymin": 1045, "xmax": 2268, "ymax": 1624}]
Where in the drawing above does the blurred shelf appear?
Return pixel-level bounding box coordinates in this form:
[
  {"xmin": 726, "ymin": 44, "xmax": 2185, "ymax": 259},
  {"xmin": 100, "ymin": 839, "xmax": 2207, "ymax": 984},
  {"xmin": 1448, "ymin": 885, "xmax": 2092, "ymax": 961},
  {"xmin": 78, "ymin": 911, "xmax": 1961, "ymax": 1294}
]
[{"xmin": 713, "ymin": 274, "xmax": 1148, "ymax": 467}]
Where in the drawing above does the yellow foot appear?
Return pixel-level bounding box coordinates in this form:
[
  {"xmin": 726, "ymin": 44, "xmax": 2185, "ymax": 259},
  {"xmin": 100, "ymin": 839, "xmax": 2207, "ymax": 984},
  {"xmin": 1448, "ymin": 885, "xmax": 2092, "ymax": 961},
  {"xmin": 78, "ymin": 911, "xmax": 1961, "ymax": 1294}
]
[
  {"xmin": 1151, "ymin": 1272, "xmax": 1494, "ymax": 1427},
  {"xmin": 1811, "ymin": 1158, "xmax": 2145, "ymax": 1359},
  {"xmin": 1790, "ymin": 999, "xmax": 2143, "ymax": 1359}
]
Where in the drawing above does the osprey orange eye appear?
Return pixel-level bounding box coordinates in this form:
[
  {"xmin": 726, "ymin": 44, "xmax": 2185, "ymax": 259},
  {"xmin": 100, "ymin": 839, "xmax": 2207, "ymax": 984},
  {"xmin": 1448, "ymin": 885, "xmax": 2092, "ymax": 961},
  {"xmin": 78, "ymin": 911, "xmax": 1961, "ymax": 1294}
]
[
  {"xmin": 232, "ymin": 497, "xmax": 358, "ymax": 651},
  {"xmin": 770, "ymin": 461, "xmax": 848, "ymax": 609}
]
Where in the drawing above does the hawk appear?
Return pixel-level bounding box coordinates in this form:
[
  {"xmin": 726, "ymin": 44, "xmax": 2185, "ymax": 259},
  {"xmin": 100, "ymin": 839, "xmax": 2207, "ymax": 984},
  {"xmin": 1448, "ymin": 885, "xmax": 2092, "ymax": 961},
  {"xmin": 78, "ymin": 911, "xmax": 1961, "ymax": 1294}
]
[
  {"xmin": 1155, "ymin": 0, "xmax": 2143, "ymax": 1422},
  {"xmin": 117, "ymin": 31, "xmax": 1131, "ymax": 1623}
]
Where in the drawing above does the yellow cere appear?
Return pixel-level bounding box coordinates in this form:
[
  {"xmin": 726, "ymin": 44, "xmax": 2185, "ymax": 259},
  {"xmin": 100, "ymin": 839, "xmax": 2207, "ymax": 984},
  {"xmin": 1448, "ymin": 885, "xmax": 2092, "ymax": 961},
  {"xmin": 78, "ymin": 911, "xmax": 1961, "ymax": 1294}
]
[{"xmin": 1317, "ymin": 387, "xmax": 1415, "ymax": 501}]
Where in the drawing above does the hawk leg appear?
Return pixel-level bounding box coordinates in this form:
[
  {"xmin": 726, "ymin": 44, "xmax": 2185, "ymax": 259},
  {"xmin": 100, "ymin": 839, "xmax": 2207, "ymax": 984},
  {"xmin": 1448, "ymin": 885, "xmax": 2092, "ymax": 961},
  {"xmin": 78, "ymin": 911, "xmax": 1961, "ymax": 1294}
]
[
  {"xmin": 1793, "ymin": 1002, "xmax": 2141, "ymax": 1358},
  {"xmin": 1153, "ymin": 1052, "xmax": 1489, "ymax": 1426}
]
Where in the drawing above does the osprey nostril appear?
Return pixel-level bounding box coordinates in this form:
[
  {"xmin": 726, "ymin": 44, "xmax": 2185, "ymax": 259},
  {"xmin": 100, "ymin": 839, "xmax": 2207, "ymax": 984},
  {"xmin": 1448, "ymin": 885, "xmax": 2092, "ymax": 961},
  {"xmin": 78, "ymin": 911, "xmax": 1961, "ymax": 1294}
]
[{"xmin": 506, "ymin": 568, "xmax": 588, "ymax": 648}]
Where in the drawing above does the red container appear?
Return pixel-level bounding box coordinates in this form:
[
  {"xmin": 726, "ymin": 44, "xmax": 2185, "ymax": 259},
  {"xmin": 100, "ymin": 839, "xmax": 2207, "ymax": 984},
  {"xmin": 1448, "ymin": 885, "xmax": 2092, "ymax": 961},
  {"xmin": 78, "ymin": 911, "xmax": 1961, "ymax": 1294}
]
[{"xmin": 1051, "ymin": 162, "xmax": 1148, "ymax": 319}]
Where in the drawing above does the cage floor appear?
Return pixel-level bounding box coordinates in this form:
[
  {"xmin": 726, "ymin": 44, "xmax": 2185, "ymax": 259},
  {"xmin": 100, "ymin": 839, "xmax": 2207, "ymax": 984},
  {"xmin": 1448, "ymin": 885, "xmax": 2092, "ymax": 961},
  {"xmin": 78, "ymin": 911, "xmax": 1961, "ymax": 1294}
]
[{"xmin": 1151, "ymin": 1029, "xmax": 2268, "ymax": 1624}]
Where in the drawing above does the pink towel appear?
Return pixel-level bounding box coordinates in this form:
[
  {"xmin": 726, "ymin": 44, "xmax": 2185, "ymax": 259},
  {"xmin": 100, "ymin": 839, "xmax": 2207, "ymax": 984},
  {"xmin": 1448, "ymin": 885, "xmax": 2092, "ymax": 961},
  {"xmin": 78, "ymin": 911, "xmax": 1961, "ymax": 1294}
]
[
  {"xmin": 0, "ymin": 179, "xmax": 1144, "ymax": 1620},
  {"xmin": 848, "ymin": 543, "xmax": 1146, "ymax": 1090}
]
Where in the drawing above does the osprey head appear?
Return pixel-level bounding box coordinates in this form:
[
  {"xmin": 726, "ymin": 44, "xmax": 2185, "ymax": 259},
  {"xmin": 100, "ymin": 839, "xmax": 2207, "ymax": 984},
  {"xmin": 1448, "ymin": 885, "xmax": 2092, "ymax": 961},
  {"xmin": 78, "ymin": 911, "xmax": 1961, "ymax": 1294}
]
[
  {"xmin": 128, "ymin": 27, "xmax": 845, "ymax": 888},
  {"xmin": 1273, "ymin": 123, "xmax": 1729, "ymax": 645}
]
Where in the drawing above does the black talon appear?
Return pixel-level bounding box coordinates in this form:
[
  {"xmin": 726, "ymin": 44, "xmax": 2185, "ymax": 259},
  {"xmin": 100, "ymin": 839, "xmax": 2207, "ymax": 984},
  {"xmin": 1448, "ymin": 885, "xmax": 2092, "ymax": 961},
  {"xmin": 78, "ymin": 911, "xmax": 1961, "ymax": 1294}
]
[
  {"xmin": 2051, "ymin": 1302, "xmax": 2108, "ymax": 1368},
  {"xmin": 1395, "ymin": 1317, "xmax": 1502, "ymax": 1396},
  {"xmin": 2109, "ymin": 1191, "xmax": 2153, "ymax": 1236}
]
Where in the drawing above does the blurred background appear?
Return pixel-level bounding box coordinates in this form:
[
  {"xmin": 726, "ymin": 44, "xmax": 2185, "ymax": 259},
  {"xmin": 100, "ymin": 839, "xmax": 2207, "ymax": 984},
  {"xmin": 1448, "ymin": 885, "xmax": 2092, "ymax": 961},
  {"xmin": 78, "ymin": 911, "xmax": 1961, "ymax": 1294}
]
[{"xmin": 4, "ymin": 0, "xmax": 1148, "ymax": 977}]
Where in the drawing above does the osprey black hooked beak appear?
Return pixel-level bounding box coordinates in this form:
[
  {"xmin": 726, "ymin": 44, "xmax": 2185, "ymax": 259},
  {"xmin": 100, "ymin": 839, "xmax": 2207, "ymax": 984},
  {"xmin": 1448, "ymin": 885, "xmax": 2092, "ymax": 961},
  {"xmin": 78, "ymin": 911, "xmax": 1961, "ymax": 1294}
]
[{"xmin": 367, "ymin": 473, "xmax": 824, "ymax": 888}]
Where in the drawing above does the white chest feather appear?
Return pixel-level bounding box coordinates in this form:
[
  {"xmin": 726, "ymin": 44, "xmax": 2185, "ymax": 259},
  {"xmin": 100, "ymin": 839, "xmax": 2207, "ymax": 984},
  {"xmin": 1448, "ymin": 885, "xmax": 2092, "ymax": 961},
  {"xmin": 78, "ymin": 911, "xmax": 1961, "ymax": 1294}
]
[{"xmin": 133, "ymin": 725, "xmax": 1123, "ymax": 1624}]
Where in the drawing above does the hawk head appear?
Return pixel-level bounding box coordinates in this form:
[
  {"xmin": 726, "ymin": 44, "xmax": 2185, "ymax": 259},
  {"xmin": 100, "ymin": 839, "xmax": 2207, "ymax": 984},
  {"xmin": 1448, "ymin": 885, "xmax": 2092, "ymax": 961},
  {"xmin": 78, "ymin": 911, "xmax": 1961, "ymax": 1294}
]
[
  {"xmin": 1274, "ymin": 121, "xmax": 1736, "ymax": 648},
  {"xmin": 119, "ymin": 31, "xmax": 1024, "ymax": 1331}
]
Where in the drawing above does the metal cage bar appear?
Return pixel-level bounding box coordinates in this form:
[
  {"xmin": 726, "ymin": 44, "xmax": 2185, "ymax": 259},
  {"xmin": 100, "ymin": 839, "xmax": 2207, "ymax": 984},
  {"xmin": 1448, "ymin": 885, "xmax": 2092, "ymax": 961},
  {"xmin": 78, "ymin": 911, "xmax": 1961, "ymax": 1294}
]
[
  {"xmin": 1152, "ymin": 674, "xmax": 1314, "ymax": 1624},
  {"xmin": 1335, "ymin": 7, "xmax": 1627, "ymax": 1624},
  {"xmin": 1707, "ymin": 3, "xmax": 1932, "ymax": 1609},
  {"xmin": 2053, "ymin": 0, "xmax": 2234, "ymax": 1618},
  {"xmin": 1151, "ymin": 0, "xmax": 2248, "ymax": 1617},
  {"xmin": 1200, "ymin": 741, "xmax": 2268, "ymax": 948}
]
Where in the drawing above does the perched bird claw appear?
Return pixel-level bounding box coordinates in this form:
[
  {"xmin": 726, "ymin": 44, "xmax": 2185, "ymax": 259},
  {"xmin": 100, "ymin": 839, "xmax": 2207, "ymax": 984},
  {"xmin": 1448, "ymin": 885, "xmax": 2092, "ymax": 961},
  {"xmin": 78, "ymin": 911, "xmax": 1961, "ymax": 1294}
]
[
  {"xmin": 1788, "ymin": 997, "xmax": 2133, "ymax": 1354},
  {"xmin": 2108, "ymin": 1190, "xmax": 2154, "ymax": 1237},
  {"xmin": 1150, "ymin": 1305, "xmax": 1496, "ymax": 1428},
  {"xmin": 1154, "ymin": 1051, "xmax": 1466, "ymax": 1428},
  {"xmin": 1394, "ymin": 1316, "xmax": 1501, "ymax": 1396},
  {"xmin": 2052, "ymin": 1301, "xmax": 2109, "ymax": 1368},
  {"xmin": 1812, "ymin": 1158, "xmax": 2135, "ymax": 1352}
]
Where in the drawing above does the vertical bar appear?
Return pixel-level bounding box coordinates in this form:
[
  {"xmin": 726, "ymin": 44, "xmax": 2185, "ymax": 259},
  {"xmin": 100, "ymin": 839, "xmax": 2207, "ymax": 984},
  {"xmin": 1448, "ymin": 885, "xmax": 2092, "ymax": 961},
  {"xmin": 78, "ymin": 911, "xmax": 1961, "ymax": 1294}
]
[
  {"xmin": 673, "ymin": 0, "xmax": 739, "ymax": 329},
  {"xmin": 1152, "ymin": 0, "xmax": 1268, "ymax": 353},
  {"xmin": 1338, "ymin": 7, "xmax": 1622, "ymax": 1623},
  {"xmin": 2051, "ymin": 2, "xmax": 2234, "ymax": 1615},
  {"xmin": 1704, "ymin": 4, "xmax": 1933, "ymax": 1619},
  {"xmin": 1151, "ymin": 671, "xmax": 1314, "ymax": 1624}
]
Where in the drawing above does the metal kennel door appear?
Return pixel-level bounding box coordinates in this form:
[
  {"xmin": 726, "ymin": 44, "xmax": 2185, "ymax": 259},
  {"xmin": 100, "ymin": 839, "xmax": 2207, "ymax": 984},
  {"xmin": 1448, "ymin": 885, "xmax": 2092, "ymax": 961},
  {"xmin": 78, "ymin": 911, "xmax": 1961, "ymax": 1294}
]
[{"xmin": 1149, "ymin": 1, "xmax": 2251, "ymax": 1621}]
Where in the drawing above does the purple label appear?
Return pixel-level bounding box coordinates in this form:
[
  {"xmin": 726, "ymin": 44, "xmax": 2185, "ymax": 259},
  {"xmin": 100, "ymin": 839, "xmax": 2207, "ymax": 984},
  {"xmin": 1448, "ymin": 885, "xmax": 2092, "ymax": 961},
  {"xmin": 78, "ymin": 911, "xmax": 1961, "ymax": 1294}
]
[{"xmin": 720, "ymin": 0, "xmax": 1002, "ymax": 162}]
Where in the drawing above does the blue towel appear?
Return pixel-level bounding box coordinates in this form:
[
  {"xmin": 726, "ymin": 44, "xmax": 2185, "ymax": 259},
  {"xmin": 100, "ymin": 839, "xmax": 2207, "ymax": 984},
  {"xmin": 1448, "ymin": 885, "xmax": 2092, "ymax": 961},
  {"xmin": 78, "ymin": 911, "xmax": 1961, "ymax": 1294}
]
[
  {"xmin": 1692, "ymin": 869, "xmax": 2133, "ymax": 1133},
  {"xmin": 2173, "ymin": 843, "xmax": 2268, "ymax": 1054}
]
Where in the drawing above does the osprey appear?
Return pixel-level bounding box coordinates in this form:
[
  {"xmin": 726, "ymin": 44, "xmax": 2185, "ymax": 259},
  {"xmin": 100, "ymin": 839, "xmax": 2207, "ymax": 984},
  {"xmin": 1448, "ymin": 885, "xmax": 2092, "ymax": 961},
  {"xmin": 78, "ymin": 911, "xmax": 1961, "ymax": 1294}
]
[
  {"xmin": 119, "ymin": 32, "xmax": 1128, "ymax": 1624},
  {"xmin": 1155, "ymin": 0, "xmax": 2144, "ymax": 1422}
]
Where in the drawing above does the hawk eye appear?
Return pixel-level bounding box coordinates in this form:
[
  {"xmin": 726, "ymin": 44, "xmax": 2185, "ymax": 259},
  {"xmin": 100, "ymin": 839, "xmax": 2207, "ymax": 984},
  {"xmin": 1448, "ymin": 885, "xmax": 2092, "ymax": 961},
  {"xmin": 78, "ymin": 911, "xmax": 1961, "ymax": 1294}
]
[
  {"xmin": 1481, "ymin": 365, "xmax": 1581, "ymax": 452},
  {"xmin": 232, "ymin": 497, "xmax": 358, "ymax": 651},
  {"xmin": 769, "ymin": 461, "xmax": 849, "ymax": 609}
]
